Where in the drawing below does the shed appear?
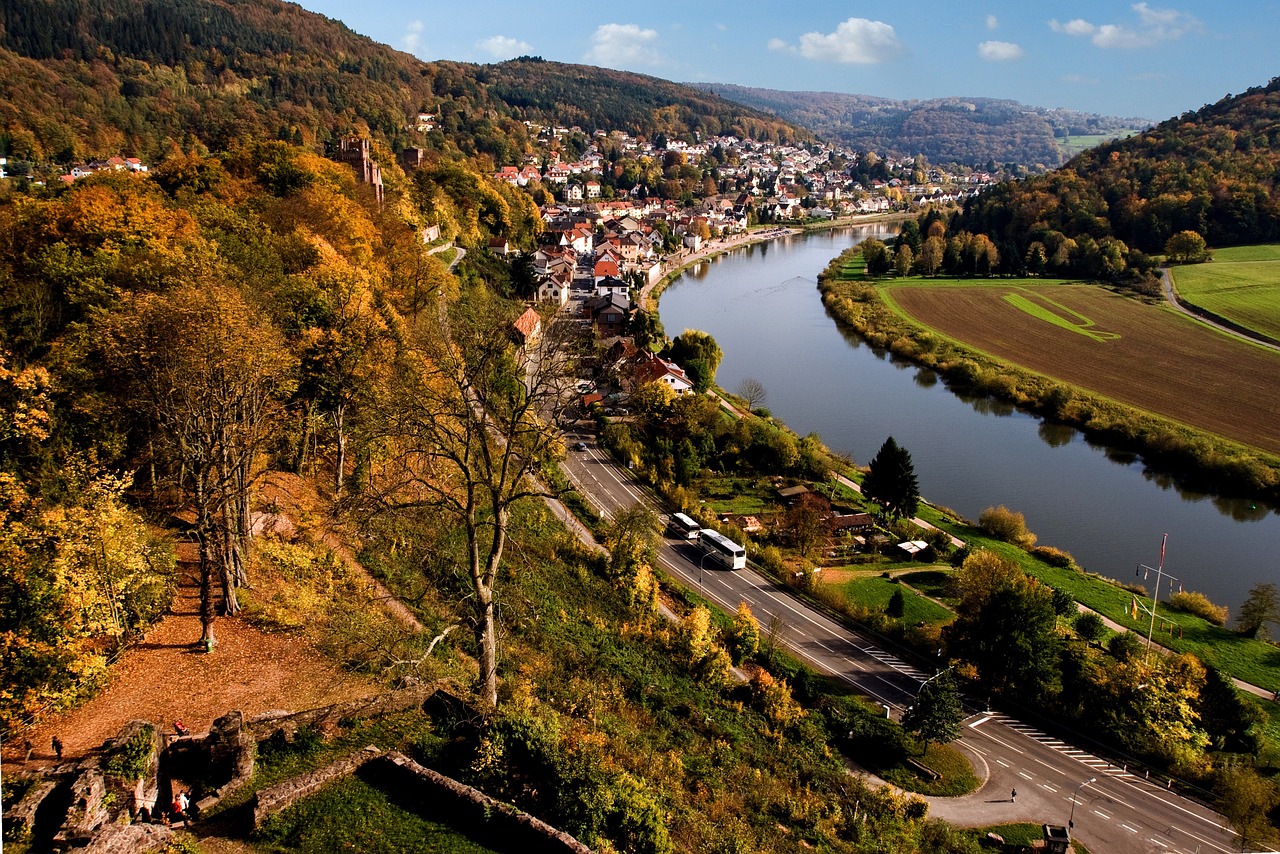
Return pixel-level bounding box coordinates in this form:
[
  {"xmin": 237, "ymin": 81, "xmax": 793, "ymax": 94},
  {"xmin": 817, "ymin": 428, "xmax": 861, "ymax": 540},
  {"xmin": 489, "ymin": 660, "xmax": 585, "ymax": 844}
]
[{"xmin": 897, "ymin": 540, "xmax": 931, "ymax": 558}]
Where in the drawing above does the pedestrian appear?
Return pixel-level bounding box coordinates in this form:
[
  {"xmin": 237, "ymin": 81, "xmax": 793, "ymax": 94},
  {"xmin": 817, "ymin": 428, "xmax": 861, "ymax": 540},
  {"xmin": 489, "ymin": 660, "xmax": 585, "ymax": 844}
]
[
  {"xmin": 24, "ymin": 738, "xmax": 34, "ymax": 761},
  {"xmin": 173, "ymin": 719, "xmax": 189, "ymax": 736},
  {"xmin": 1011, "ymin": 788, "xmax": 1017, "ymax": 803},
  {"xmin": 52, "ymin": 735, "xmax": 63, "ymax": 760}
]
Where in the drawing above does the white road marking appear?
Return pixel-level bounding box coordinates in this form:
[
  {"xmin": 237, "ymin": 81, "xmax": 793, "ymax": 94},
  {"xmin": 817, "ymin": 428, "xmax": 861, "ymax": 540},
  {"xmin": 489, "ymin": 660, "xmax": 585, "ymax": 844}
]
[
  {"xmin": 968, "ymin": 716, "xmax": 991, "ymax": 728},
  {"xmin": 1120, "ymin": 823, "xmax": 1139, "ymax": 833},
  {"xmin": 1040, "ymin": 783, "xmax": 1057, "ymax": 792},
  {"xmin": 1018, "ymin": 771, "xmax": 1033, "ymax": 780},
  {"xmin": 1093, "ymin": 809, "xmax": 1111, "ymax": 820},
  {"xmin": 996, "ymin": 758, "xmax": 1011, "ymax": 768}
]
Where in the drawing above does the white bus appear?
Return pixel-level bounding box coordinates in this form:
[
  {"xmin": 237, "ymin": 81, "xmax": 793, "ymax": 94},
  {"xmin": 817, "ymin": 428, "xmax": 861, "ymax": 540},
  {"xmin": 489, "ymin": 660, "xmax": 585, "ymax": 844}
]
[
  {"xmin": 668, "ymin": 512, "xmax": 701, "ymax": 540},
  {"xmin": 698, "ymin": 529, "xmax": 747, "ymax": 570}
]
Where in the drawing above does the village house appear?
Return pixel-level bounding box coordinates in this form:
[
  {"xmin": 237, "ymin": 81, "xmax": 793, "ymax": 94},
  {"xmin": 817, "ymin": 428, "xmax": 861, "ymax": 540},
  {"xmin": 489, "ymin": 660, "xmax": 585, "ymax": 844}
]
[{"xmin": 511, "ymin": 306, "xmax": 543, "ymax": 347}]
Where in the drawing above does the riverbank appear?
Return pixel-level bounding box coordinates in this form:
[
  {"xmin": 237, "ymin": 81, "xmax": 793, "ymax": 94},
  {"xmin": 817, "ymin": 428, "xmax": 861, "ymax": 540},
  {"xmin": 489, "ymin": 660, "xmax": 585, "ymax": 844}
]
[
  {"xmin": 815, "ymin": 247, "xmax": 1280, "ymax": 505},
  {"xmin": 641, "ymin": 212, "xmax": 907, "ymax": 311}
]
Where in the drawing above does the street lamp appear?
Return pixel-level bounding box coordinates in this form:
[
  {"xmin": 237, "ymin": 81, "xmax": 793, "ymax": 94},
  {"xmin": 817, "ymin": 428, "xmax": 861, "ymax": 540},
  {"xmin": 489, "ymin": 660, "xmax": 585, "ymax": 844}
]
[
  {"xmin": 1067, "ymin": 777, "xmax": 1096, "ymax": 836},
  {"xmin": 698, "ymin": 551, "xmax": 714, "ymax": 590}
]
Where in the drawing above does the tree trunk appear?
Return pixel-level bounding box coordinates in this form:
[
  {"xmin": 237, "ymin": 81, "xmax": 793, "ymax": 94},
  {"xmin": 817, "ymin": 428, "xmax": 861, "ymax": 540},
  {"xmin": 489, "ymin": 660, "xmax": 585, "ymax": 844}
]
[
  {"xmin": 475, "ymin": 586, "xmax": 498, "ymax": 708},
  {"xmin": 333, "ymin": 404, "xmax": 347, "ymax": 497},
  {"xmin": 196, "ymin": 477, "xmax": 217, "ymax": 649}
]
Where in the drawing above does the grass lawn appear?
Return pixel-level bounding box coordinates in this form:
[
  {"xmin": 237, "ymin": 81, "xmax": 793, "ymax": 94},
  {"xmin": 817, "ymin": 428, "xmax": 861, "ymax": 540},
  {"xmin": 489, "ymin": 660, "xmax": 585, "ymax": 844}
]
[
  {"xmin": 876, "ymin": 741, "xmax": 979, "ymax": 796},
  {"xmin": 829, "ymin": 573, "xmax": 955, "ymax": 625},
  {"xmin": 974, "ymin": 822, "xmax": 1090, "ymax": 852},
  {"xmin": 254, "ymin": 773, "xmax": 507, "ymax": 854},
  {"xmin": 896, "ymin": 569, "xmax": 958, "ymax": 605},
  {"xmin": 701, "ymin": 475, "xmax": 775, "ymax": 515},
  {"xmin": 1170, "ymin": 243, "xmax": 1280, "ymax": 342}
]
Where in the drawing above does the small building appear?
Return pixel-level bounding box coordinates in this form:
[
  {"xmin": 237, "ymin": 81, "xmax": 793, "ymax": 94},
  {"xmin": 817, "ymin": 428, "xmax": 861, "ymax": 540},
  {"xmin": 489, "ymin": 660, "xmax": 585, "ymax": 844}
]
[
  {"xmin": 1042, "ymin": 825, "xmax": 1070, "ymax": 854},
  {"xmin": 830, "ymin": 513, "xmax": 874, "ymax": 533},
  {"xmin": 777, "ymin": 485, "xmax": 809, "ymax": 504},
  {"xmin": 511, "ymin": 306, "xmax": 542, "ymax": 346},
  {"xmin": 897, "ymin": 540, "xmax": 931, "ymax": 559}
]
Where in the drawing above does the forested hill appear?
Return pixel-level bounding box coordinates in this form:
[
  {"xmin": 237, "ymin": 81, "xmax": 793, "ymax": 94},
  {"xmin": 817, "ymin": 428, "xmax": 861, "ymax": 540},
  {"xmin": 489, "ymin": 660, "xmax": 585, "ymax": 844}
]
[
  {"xmin": 690, "ymin": 82, "xmax": 1150, "ymax": 169},
  {"xmin": 953, "ymin": 78, "xmax": 1280, "ymax": 255},
  {"xmin": 0, "ymin": 0, "xmax": 804, "ymax": 168}
]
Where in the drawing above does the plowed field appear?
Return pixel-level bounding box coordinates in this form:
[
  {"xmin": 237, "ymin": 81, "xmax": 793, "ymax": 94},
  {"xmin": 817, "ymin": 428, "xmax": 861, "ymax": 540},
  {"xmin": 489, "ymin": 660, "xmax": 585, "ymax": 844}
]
[{"xmin": 886, "ymin": 283, "xmax": 1280, "ymax": 454}]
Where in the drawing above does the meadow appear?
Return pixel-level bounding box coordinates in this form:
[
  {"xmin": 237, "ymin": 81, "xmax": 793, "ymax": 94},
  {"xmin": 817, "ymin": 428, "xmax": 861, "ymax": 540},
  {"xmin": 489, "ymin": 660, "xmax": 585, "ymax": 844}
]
[
  {"xmin": 882, "ymin": 281, "xmax": 1280, "ymax": 455},
  {"xmin": 1169, "ymin": 243, "xmax": 1280, "ymax": 343}
]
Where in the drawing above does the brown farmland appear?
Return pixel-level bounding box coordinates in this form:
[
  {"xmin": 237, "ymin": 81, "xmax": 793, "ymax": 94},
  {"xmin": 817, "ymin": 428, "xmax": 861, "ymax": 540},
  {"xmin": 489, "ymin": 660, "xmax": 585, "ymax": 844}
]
[{"xmin": 887, "ymin": 284, "xmax": 1280, "ymax": 455}]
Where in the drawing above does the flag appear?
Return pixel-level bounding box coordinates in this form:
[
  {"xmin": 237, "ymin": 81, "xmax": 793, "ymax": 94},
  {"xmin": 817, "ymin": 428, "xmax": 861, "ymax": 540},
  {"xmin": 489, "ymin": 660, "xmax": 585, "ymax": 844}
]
[{"xmin": 1160, "ymin": 533, "xmax": 1167, "ymax": 567}]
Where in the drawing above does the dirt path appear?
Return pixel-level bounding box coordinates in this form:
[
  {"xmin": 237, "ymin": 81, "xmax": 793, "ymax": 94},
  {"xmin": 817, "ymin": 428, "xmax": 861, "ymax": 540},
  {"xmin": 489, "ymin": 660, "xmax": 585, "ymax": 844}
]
[{"xmin": 6, "ymin": 475, "xmax": 391, "ymax": 771}]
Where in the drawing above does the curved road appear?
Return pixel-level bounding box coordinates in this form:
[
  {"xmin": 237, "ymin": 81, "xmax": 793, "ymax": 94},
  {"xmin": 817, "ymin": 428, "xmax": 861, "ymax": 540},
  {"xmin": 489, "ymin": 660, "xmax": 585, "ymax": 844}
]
[
  {"xmin": 1161, "ymin": 266, "xmax": 1280, "ymax": 353},
  {"xmin": 559, "ymin": 426, "xmax": 1244, "ymax": 854}
]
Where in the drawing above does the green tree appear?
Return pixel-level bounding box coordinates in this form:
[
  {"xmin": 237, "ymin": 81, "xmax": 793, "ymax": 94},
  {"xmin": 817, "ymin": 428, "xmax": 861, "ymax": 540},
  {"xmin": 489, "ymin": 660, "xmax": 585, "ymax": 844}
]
[
  {"xmin": 862, "ymin": 436, "xmax": 920, "ymax": 520},
  {"xmin": 1108, "ymin": 630, "xmax": 1145, "ymax": 662},
  {"xmin": 1074, "ymin": 611, "xmax": 1106, "ymax": 644},
  {"xmin": 902, "ymin": 672, "xmax": 964, "ymax": 751},
  {"xmin": 668, "ymin": 329, "xmax": 722, "ymax": 378},
  {"xmin": 887, "ymin": 588, "xmax": 906, "ymax": 618},
  {"xmin": 1236, "ymin": 582, "xmax": 1280, "ymax": 638},
  {"xmin": 783, "ymin": 492, "xmax": 831, "ymax": 558},
  {"xmin": 860, "ymin": 237, "xmax": 892, "ymax": 277},
  {"xmin": 1215, "ymin": 765, "xmax": 1280, "ymax": 851},
  {"xmin": 947, "ymin": 551, "xmax": 1061, "ymax": 699}
]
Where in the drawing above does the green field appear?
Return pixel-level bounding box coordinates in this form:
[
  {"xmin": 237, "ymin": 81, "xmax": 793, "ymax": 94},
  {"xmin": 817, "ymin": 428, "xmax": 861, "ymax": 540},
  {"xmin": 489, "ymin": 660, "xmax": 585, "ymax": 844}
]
[{"xmin": 1169, "ymin": 243, "xmax": 1280, "ymax": 342}]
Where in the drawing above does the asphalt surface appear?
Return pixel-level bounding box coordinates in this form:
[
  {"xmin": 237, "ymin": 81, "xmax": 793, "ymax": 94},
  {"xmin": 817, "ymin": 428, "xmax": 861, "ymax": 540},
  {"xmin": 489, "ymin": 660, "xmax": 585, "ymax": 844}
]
[{"xmin": 559, "ymin": 425, "xmax": 1249, "ymax": 854}]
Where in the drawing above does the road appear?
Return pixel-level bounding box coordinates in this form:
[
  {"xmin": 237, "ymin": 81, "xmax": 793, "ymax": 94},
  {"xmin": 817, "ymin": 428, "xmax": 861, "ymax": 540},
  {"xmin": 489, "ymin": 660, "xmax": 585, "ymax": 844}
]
[{"xmin": 558, "ymin": 425, "xmax": 1247, "ymax": 854}]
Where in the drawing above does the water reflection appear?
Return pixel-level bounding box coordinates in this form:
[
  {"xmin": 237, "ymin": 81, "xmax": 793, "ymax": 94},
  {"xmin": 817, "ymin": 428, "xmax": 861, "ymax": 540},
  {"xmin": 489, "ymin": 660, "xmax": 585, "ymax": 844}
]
[
  {"xmin": 913, "ymin": 369, "xmax": 939, "ymax": 389},
  {"xmin": 1038, "ymin": 423, "xmax": 1077, "ymax": 448}
]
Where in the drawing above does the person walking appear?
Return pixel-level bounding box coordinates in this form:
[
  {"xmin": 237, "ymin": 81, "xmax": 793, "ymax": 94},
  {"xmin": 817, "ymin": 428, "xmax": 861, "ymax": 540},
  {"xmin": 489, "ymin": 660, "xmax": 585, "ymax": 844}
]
[
  {"xmin": 24, "ymin": 739, "xmax": 35, "ymax": 761},
  {"xmin": 1011, "ymin": 788, "xmax": 1017, "ymax": 803},
  {"xmin": 52, "ymin": 735, "xmax": 63, "ymax": 760}
]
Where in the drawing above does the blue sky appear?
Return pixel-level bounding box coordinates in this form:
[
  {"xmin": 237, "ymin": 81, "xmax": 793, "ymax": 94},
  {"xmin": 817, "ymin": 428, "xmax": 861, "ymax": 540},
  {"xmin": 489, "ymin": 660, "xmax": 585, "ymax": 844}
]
[{"xmin": 295, "ymin": 1, "xmax": 1278, "ymax": 121}]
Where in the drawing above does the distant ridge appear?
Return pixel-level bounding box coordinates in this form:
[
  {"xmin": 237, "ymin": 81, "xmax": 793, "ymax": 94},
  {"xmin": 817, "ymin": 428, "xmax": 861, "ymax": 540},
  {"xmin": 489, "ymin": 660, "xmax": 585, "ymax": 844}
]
[
  {"xmin": 689, "ymin": 82, "xmax": 1152, "ymax": 169},
  {"xmin": 0, "ymin": 0, "xmax": 807, "ymax": 166}
]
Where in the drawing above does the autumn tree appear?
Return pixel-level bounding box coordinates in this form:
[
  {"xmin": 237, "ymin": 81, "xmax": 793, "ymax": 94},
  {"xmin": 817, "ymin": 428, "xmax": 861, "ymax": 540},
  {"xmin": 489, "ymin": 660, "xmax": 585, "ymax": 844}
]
[
  {"xmin": 374, "ymin": 290, "xmax": 577, "ymax": 706},
  {"xmin": 783, "ymin": 492, "xmax": 832, "ymax": 558},
  {"xmin": 668, "ymin": 329, "xmax": 723, "ymax": 379},
  {"xmin": 862, "ymin": 436, "xmax": 920, "ymax": 521},
  {"xmin": 109, "ymin": 284, "xmax": 294, "ymax": 649},
  {"xmin": 894, "ymin": 243, "xmax": 914, "ymax": 278},
  {"xmin": 916, "ymin": 235, "xmax": 944, "ymax": 277},
  {"xmin": 1164, "ymin": 230, "xmax": 1211, "ymax": 264}
]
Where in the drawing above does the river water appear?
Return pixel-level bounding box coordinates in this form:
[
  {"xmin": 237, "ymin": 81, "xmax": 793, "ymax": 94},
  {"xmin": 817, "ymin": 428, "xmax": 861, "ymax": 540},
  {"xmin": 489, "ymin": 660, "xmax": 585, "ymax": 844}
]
[{"xmin": 657, "ymin": 226, "xmax": 1280, "ymax": 612}]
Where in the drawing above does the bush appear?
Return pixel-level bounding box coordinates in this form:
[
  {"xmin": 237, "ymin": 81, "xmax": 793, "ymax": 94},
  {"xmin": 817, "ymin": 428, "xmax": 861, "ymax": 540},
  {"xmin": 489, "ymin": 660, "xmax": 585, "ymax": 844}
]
[
  {"xmin": 1168, "ymin": 590, "xmax": 1229, "ymax": 626},
  {"xmin": 1108, "ymin": 631, "xmax": 1145, "ymax": 662},
  {"xmin": 1074, "ymin": 612, "xmax": 1106, "ymax": 643},
  {"xmin": 978, "ymin": 505, "xmax": 1037, "ymax": 548},
  {"xmin": 1030, "ymin": 545, "xmax": 1076, "ymax": 569}
]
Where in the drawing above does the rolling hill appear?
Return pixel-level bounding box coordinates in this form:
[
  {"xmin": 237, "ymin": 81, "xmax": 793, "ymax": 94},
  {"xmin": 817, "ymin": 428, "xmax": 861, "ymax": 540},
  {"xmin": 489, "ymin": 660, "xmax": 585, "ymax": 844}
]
[
  {"xmin": 689, "ymin": 82, "xmax": 1151, "ymax": 169},
  {"xmin": 0, "ymin": 0, "xmax": 805, "ymax": 171}
]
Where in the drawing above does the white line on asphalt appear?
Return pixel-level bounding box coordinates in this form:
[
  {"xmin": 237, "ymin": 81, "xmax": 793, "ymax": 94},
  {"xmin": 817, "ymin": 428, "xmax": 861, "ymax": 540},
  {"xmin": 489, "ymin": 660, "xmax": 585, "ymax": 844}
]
[
  {"xmin": 996, "ymin": 758, "xmax": 1011, "ymax": 768},
  {"xmin": 1120, "ymin": 823, "xmax": 1139, "ymax": 833},
  {"xmin": 1093, "ymin": 809, "xmax": 1111, "ymax": 820},
  {"xmin": 1018, "ymin": 771, "xmax": 1033, "ymax": 780},
  {"xmin": 968, "ymin": 716, "xmax": 991, "ymax": 728},
  {"xmin": 1040, "ymin": 783, "xmax": 1057, "ymax": 792}
]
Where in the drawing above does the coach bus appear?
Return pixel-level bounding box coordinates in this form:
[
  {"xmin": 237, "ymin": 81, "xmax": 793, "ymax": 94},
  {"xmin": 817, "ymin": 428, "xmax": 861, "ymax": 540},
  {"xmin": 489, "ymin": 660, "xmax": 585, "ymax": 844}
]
[
  {"xmin": 698, "ymin": 529, "xmax": 747, "ymax": 570},
  {"xmin": 668, "ymin": 512, "xmax": 701, "ymax": 540}
]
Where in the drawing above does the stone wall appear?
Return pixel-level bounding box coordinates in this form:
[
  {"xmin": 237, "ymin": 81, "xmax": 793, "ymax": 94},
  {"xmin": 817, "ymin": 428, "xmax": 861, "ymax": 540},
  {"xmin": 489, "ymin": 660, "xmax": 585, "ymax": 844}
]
[{"xmin": 251, "ymin": 745, "xmax": 383, "ymax": 827}]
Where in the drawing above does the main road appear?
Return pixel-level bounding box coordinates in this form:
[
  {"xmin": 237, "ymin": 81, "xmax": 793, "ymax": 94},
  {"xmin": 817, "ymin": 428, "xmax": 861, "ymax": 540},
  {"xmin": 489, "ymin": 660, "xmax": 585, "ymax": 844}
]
[{"xmin": 559, "ymin": 425, "xmax": 1247, "ymax": 854}]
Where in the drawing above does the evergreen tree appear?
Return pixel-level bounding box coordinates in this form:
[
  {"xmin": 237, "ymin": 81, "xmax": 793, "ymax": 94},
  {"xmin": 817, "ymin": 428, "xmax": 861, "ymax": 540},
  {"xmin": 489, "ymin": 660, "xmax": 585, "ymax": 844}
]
[
  {"xmin": 863, "ymin": 436, "xmax": 920, "ymax": 520},
  {"xmin": 902, "ymin": 672, "xmax": 964, "ymax": 751}
]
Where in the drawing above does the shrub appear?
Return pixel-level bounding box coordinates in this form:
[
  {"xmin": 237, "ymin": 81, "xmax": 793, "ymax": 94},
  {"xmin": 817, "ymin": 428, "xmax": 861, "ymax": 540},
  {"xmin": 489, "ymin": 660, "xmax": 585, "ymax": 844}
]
[
  {"xmin": 1168, "ymin": 590, "xmax": 1229, "ymax": 626},
  {"xmin": 1030, "ymin": 545, "xmax": 1076, "ymax": 569},
  {"xmin": 1108, "ymin": 631, "xmax": 1145, "ymax": 662},
  {"xmin": 978, "ymin": 505, "xmax": 1037, "ymax": 548},
  {"xmin": 1074, "ymin": 612, "xmax": 1106, "ymax": 643}
]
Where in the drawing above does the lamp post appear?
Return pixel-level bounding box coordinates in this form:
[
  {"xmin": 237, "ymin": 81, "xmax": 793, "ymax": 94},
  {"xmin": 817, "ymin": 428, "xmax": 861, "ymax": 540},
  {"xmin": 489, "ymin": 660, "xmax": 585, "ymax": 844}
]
[
  {"xmin": 698, "ymin": 551, "xmax": 713, "ymax": 590},
  {"xmin": 1068, "ymin": 776, "xmax": 1096, "ymax": 836}
]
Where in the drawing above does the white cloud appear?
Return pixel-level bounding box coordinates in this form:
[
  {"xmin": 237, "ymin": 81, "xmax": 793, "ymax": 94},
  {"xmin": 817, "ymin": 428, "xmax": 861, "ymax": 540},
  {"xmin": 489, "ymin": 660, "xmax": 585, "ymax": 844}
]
[
  {"xmin": 1049, "ymin": 3, "xmax": 1199, "ymax": 49},
  {"xmin": 986, "ymin": 14, "xmax": 999, "ymax": 30},
  {"xmin": 584, "ymin": 23, "xmax": 664, "ymax": 67},
  {"xmin": 402, "ymin": 20, "xmax": 424, "ymax": 53},
  {"xmin": 477, "ymin": 35, "xmax": 533, "ymax": 59},
  {"xmin": 978, "ymin": 40, "xmax": 1024, "ymax": 61},
  {"xmin": 773, "ymin": 18, "xmax": 904, "ymax": 64}
]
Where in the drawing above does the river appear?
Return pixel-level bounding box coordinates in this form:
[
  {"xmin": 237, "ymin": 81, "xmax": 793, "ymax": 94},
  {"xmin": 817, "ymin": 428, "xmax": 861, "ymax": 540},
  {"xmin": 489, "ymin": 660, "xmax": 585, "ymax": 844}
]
[{"xmin": 656, "ymin": 226, "xmax": 1280, "ymax": 613}]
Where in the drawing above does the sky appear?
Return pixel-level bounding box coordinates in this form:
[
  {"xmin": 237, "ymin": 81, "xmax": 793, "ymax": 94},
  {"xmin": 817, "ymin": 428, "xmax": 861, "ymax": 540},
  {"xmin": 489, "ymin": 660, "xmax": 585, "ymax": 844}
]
[{"xmin": 294, "ymin": 0, "xmax": 1279, "ymax": 121}]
